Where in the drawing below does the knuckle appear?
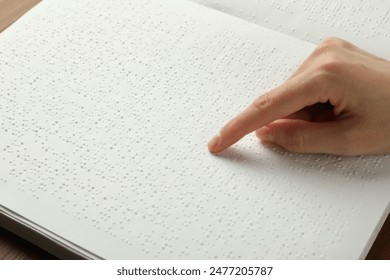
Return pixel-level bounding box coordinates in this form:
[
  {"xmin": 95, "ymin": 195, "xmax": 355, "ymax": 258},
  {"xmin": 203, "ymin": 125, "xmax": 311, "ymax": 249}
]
[
  {"xmin": 252, "ymin": 93, "xmax": 272, "ymax": 112},
  {"xmin": 312, "ymin": 37, "xmax": 350, "ymax": 57},
  {"xmin": 318, "ymin": 57, "xmax": 345, "ymax": 74},
  {"xmin": 321, "ymin": 37, "xmax": 351, "ymax": 49},
  {"xmin": 252, "ymin": 90, "xmax": 278, "ymax": 113},
  {"xmin": 311, "ymin": 55, "xmax": 345, "ymax": 86}
]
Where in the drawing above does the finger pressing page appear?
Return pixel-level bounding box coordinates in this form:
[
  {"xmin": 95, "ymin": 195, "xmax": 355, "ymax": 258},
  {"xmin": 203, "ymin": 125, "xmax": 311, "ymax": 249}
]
[{"xmin": 209, "ymin": 77, "xmax": 319, "ymax": 153}]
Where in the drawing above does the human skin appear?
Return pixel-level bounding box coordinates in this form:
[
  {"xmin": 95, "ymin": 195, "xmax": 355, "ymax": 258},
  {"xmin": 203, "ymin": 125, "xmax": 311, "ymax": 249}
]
[{"xmin": 208, "ymin": 37, "xmax": 390, "ymax": 156}]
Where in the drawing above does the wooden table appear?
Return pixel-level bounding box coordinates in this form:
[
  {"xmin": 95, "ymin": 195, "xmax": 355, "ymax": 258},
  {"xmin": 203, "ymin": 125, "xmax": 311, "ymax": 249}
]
[{"xmin": 0, "ymin": 0, "xmax": 389, "ymax": 260}]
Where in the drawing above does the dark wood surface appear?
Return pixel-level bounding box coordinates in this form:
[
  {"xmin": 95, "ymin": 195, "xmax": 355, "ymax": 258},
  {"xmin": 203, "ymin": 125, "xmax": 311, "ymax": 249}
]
[
  {"xmin": 0, "ymin": 0, "xmax": 389, "ymax": 260},
  {"xmin": 366, "ymin": 213, "xmax": 390, "ymax": 260},
  {"xmin": 0, "ymin": 227, "xmax": 57, "ymax": 260}
]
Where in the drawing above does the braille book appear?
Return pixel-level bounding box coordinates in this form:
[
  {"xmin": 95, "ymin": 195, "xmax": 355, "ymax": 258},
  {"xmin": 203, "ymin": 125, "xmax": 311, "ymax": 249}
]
[{"xmin": 0, "ymin": 0, "xmax": 389, "ymax": 259}]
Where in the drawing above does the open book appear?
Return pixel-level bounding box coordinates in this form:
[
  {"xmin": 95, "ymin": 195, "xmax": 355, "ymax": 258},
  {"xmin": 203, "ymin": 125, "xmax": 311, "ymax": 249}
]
[{"xmin": 1, "ymin": 0, "xmax": 389, "ymax": 259}]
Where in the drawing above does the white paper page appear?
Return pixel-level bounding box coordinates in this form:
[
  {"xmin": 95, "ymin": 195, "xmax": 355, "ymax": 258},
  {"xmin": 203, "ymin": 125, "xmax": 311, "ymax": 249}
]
[
  {"xmin": 191, "ymin": 0, "xmax": 390, "ymax": 59},
  {"xmin": 0, "ymin": 0, "xmax": 389, "ymax": 259}
]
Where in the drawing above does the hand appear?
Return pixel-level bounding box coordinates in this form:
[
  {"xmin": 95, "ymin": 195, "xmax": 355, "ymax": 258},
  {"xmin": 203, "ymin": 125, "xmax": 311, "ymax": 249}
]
[{"xmin": 208, "ymin": 37, "xmax": 390, "ymax": 156}]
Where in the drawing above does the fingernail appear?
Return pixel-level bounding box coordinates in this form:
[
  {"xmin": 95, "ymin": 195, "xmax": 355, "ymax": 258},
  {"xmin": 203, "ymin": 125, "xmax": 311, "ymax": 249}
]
[
  {"xmin": 208, "ymin": 135, "xmax": 220, "ymax": 153},
  {"xmin": 257, "ymin": 126, "xmax": 274, "ymax": 142}
]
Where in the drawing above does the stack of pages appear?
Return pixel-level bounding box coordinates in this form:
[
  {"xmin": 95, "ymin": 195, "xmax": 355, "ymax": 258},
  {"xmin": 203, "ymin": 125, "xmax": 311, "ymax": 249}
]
[{"xmin": 0, "ymin": 0, "xmax": 389, "ymax": 259}]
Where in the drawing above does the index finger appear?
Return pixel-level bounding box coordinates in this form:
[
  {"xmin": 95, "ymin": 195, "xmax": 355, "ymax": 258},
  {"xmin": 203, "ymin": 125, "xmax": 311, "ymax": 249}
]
[{"xmin": 208, "ymin": 78, "xmax": 318, "ymax": 153}]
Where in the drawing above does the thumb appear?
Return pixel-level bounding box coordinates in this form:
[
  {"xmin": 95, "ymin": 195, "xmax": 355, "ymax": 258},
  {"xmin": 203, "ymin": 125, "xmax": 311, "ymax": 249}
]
[{"xmin": 256, "ymin": 119, "xmax": 356, "ymax": 155}]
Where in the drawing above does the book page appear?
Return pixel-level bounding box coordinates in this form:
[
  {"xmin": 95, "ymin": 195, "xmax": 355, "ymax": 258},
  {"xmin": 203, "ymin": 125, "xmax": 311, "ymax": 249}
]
[
  {"xmin": 192, "ymin": 0, "xmax": 390, "ymax": 59},
  {"xmin": 1, "ymin": 0, "xmax": 389, "ymax": 259}
]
